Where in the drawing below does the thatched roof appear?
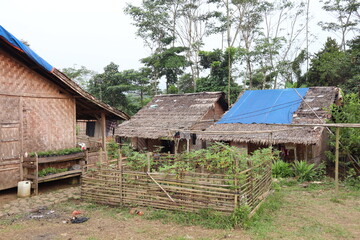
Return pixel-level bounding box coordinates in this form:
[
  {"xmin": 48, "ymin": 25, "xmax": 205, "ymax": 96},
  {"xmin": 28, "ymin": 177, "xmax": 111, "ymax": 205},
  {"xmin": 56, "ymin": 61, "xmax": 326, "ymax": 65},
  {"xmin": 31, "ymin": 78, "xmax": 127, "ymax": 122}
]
[
  {"xmin": 198, "ymin": 87, "xmax": 340, "ymax": 145},
  {"xmin": 0, "ymin": 27, "xmax": 129, "ymax": 121},
  {"xmin": 116, "ymin": 92, "xmax": 228, "ymax": 139}
]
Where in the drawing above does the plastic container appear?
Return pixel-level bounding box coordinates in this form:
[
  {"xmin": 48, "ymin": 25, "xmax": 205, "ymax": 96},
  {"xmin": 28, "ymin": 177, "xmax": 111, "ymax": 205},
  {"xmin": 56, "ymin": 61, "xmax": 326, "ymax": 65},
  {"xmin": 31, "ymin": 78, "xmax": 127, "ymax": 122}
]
[{"xmin": 17, "ymin": 181, "xmax": 31, "ymax": 198}]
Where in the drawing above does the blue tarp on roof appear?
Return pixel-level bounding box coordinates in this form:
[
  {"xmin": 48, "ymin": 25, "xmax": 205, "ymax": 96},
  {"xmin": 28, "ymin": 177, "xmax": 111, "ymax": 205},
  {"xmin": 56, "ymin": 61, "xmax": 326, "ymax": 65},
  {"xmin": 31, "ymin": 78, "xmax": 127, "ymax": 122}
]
[
  {"xmin": 217, "ymin": 88, "xmax": 309, "ymax": 124},
  {"xmin": 0, "ymin": 25, "xmax": 53, "ymax": 72}
]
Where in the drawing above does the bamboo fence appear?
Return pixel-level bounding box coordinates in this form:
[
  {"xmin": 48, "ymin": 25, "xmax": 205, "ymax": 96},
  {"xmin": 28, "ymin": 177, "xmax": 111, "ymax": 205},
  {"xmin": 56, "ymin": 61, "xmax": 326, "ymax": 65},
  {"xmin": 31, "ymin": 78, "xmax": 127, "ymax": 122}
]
[{"xmin": 81, "ymin": 155, "xmax": 272, "ymax": 215}]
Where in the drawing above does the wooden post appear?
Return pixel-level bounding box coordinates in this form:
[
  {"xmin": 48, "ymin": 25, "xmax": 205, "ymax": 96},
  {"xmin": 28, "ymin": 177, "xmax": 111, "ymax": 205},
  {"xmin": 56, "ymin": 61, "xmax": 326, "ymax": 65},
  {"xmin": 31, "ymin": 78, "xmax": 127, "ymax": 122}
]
[
  {"xmin": 101, "ymin": 112, "xmax": 107, "ymax": 161},
  {"xmin": 34, "ymin": 153, "xmax": 39, "ymax": 195},
  {"xmin": 99, "ymin": 148, "xmax": 103, "ymax": 169},
  {"xmin": 147, "ymin": 152, "xmax": 152, "ymax": 172},
  {"xmin": 117, "ymin": 149, "xmax": 122, "ymax": 170},
  {"xmin": 247, "ymin": 160, "xmax": 253, "ymax": 206},
  {"xmin": 186, "ymin": 139, "xmax": 190, "ymax": 153},
  {"xmin": 335, "ymin": 127, "xmax": 340, "ymax": 195},
  {"xmin": 234, "ymin": 154, "xmax": 239, "ymax": 209}
]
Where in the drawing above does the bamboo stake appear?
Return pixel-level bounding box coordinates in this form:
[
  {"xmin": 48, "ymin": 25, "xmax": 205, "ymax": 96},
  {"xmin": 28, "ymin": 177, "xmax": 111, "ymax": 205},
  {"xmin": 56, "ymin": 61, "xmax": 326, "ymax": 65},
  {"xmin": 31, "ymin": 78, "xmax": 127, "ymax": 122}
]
[
  {"xmin": 335, "ymin": 127, "xmax": 340, "ymax": 195},
  {"xmin": 147, "ymin": 152, "xmax": 152, "ymax": 172},
  {"xmin": 146, "ymin": 172, "xmax": 175, "ymax": 202},
  {"xmin": 118, "ymin": 149, "xmax": 123, "ymax": 205}
]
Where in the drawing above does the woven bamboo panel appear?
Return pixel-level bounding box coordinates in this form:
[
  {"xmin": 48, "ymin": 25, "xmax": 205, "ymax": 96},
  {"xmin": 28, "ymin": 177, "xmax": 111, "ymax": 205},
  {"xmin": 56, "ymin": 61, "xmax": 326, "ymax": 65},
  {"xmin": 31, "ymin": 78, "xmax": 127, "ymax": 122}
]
[
  {"xmin": 22, "ymin": 97, "xmax": 75, "ymax": 152},
  {"xmin": 0, "ymin": 49, "xmax": 63, "ymax": 97},
  {"xmin": 0, "ymin": 96, "xmax": 19, "ymax": 122}
]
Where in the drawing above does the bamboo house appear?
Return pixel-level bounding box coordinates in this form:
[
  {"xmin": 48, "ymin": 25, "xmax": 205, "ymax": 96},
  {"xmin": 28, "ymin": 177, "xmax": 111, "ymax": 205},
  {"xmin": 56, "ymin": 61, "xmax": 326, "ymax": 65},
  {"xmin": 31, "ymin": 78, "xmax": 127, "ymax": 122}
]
[
  {"xmin": 0, "ymin": 25, "xmax": 129, "ymax": 190},
  {"xmin": 115, "ymin": 92, "xmax": 228, "ymax": 153},
  {"xmin": 198, "ymin": 87, "xmax": 341, "ymax": 164}
]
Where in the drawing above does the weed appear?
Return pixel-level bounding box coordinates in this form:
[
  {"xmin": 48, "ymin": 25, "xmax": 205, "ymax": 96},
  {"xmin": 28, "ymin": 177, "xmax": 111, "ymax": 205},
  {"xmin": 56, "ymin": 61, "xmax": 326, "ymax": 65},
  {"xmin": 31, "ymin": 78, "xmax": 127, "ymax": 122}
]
[{"xmin": 272, "ymin": 160, "xmax": 293, "ymax": 178}]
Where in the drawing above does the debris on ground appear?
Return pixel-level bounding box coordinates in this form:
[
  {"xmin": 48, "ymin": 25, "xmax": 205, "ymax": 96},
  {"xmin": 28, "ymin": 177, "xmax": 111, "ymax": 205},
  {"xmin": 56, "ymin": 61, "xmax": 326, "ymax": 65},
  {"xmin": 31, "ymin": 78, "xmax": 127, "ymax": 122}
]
[
  {"xmin": 70, "ymin": 216, "xmax": 89, "ymax": 224},
  {"xmin": 129, "ymin": 208, "xmax": 144, "ymax": 216}
]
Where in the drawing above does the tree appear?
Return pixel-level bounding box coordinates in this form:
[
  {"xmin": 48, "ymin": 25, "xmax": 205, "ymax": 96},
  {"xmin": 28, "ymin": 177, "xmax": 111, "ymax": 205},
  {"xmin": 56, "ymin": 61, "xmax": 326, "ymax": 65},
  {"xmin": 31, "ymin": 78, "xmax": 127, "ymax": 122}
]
[
  {"xmin": 141, "ymin": 46, "xmax": 189, "ymax": 92},
  {"xmin": 319, "ymin": 0, "xmax": 360, "ymax": 51},
  {"xmin": 327, "ymin": 93, "xmax": 360, "ymax": 167},
  {"xmin": 62, "ymin": 65, "xmax": 96, "ymax": 90},
  {"xmin": 88, "ymin": 63, "xmax": 130, "ymax": 113},
  {"xmin": 197, "ymin": 47, "xmax": 241, "ymax": 103},
  {"xmin": 302, "ymin": 38, "xmax": 351, "ymax": 88}
]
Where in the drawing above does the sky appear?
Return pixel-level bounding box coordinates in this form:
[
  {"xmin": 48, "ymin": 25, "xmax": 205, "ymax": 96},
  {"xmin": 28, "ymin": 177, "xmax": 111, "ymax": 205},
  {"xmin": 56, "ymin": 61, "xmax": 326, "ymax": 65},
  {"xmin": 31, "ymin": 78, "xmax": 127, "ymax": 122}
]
[
  {"xmin": 0, "ymin": 0, "xmax": 354, "ymax": 75},
  {"xmin": 0, "ymin": 0, "xmax": 146, "ymax": 72}
]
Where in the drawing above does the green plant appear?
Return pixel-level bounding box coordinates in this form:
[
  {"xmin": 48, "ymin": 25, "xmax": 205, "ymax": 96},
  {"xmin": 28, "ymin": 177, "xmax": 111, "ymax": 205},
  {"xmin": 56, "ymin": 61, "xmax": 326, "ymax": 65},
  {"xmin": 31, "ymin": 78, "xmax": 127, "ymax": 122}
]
[
  {"xmin": 272, "ymin": 160, "xmax": 293, "ymax": 178},
  {"xmin": 29, "ymin": 147, "xmax": 82, "ymax": 158},
  {"xmin": 292, "ymin": 161, "xmax": 316, "ymax": 182},
  {"xmin": 38, "ymin": 167, "xmax": 67, "ymax": 177},
  {"xmin": 344, "ymin": 168, "xmax": 360, "ymax": 190},
  {"xmin": 107, "ymin": 140, "xmax": 119, "ymax": 159}
]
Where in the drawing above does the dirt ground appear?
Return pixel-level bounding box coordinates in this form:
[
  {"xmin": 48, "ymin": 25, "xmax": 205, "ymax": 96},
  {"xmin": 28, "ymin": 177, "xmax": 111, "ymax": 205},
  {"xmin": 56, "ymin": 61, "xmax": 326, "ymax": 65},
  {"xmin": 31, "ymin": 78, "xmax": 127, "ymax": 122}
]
[{"xmin": 1, "ymin": 182, "xmax": 359, "ymax": 240}]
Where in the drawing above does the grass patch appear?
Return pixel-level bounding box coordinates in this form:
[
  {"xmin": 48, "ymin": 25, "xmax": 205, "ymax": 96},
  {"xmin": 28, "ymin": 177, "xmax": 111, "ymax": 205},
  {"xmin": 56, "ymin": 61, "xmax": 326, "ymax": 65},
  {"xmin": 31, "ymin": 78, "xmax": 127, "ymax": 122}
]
[
  {"xmin": 245, "ymin": 190, "xmax": 285, "ymax": 238},
  {"xmin": 145, "ymin": 207, "xmax": 250, "ymax": 230}
]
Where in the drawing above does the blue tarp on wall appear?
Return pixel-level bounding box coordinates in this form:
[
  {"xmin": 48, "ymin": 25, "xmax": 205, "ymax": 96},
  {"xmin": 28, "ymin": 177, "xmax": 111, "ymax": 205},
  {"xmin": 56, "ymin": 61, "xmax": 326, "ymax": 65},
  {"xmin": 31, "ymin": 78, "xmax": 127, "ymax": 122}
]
[
  {"xmin": 0, "ymin": 25, "xmax": 54, "ymax": 72},
  {"xmin": 217, "ymin": 88, "xmax": 309, "ymax": 124}
]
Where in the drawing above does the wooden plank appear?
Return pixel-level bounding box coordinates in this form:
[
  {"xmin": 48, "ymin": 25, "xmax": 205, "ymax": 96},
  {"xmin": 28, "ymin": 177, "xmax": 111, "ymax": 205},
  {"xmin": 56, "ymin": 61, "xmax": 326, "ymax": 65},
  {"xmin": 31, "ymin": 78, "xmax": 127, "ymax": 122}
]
[{"xmin": 38, "ymin": 152, "xmax": 84, "ymax": 164}]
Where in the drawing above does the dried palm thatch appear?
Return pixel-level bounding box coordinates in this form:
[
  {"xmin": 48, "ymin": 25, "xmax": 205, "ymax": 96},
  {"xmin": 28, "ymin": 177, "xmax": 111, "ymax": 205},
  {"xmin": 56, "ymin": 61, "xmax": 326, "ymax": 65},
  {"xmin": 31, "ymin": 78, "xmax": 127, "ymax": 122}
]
[
  {"xmin": 116, "ymin": 92, "xmax": 227, "ymax": 139},
  {"xmin": 198, "ymin": 87, "xmax": 340, "ymax": 145}
]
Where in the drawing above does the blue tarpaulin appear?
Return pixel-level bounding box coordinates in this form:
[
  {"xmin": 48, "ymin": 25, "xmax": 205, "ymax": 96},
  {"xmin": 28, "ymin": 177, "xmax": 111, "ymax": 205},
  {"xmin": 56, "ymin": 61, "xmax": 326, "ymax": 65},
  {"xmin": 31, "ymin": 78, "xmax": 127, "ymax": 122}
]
[
  {"xmin": 0, "ymin": 25, "xmax": 54, "ymax": 72},
  {"xmin": 217, "ymin": 88, "xmax": 309, "ymax": 124}
]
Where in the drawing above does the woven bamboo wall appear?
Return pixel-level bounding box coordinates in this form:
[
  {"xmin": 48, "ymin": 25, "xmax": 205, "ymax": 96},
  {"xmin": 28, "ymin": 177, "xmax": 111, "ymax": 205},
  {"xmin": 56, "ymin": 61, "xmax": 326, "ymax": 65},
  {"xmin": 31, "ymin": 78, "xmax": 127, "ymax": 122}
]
[{"xmin": 0, "ymin": 49, "xmax": 76, "ymax": 189}]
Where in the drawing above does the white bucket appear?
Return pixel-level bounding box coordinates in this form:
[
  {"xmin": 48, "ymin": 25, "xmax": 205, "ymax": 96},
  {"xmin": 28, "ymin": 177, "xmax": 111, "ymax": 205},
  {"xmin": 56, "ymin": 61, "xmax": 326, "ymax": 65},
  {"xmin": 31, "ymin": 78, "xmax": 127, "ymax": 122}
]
[{"xmin": 17, "ymin": 181, "xmax": 31, "ymax": 198}]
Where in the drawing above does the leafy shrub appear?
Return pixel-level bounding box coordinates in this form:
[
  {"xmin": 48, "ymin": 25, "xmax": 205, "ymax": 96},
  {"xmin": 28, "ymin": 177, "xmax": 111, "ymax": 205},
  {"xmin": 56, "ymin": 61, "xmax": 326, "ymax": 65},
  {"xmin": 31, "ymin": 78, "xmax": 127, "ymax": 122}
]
[
  {"xmin": 107, "ymin": 140, "xmax": 119, "ymax": 159},
  {"xmin": 121, "ymin": 144, "xmax": 149, "ymax": 171},
  {"xmin": 272, "ymin": 160, "xmax": 293, "ymax": 178},
  {"xmin": 292, "ymin": 161, "xmax": 316, "ymax": 182},
  {"xmin": 344, "ymin": 168, "xmax": 360, "ymax": 189}
]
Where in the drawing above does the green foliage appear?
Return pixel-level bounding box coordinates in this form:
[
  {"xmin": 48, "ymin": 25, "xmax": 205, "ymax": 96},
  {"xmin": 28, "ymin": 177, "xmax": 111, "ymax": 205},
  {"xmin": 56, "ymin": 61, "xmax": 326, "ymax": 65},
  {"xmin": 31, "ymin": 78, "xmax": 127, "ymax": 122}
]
[
  {"xmin": 38, "ymin": 167, "xmax": 67, "ymax": 177},
  {"xmin": 327, "ymin": 93, "xmax": 360, "ymax": 162},
  {"xmin": 197, "ymin": 47, "xmax": 241, "ymax": 104},
  {"xmin": 302, "ymin": 37, "xmax": 360, "ymax": 94},
  {"xmin": 141, "ymin": 46, "xmax": 190, "ymax": 92},
  {"xmin": 107, "ymin": 140, "xmax": 119, "ymax": 160},
  {"xmin": 272, "ymin": 160, "xmax": 293, "ymax": 178},
  {"xmin": 61, "ymin": 65, "xmax": 96, "ymax": 90},
  {"xmin": 292, "ymin": 161, "xmax": 316, "ymax": 182},
  {"xmin": 121, "ymin": 144, "xmax": 149, "ymax": 171},
  {"xmin": 344, "ymin": 168, "xmax": 360, "ymax": 190},
  {"xmin": 29, "ymin": 147, "xmax": 82, "ymax": 158},
  {"xmin": 88, "ymin": 63, "xmax": 152, "ymax": 116}
]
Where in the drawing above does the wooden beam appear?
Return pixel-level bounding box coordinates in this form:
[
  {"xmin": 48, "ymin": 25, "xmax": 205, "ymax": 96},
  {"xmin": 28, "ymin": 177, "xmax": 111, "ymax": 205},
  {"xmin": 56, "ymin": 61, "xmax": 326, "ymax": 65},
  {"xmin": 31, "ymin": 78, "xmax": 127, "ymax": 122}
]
[
  {"xmin": 335, "ymin": 127, "xmax": 340, "ymax": 195},
  {"xmin": 101, "ymin": 112, "xmax": 107, "ymax": 161}
]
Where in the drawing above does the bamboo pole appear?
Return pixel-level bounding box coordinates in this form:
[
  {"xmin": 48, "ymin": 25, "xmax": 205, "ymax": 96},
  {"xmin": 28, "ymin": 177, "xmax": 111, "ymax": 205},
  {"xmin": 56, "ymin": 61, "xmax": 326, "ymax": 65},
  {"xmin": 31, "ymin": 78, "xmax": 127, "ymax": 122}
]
[
  {"xmin": 147, "ymin": 152, "xmax": 152, "ymax": 172},
  {"xmin": 335, "ymin": 127, "xmax": 340, "ymax": 195},
  {"xmin": 146, "ymin": 172, "xmax": 175, "ymax": 202},
  {"xmin": 118, "ymin": 149, "xmax": 123, "ymax": 205}
]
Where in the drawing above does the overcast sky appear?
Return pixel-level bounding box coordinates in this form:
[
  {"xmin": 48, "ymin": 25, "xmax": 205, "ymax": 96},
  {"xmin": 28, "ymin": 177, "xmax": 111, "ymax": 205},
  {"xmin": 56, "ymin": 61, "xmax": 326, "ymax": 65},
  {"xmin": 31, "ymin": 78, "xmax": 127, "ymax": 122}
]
[{"xmin": 0, "ymin": 0, "xmax": 353, "ymax": 75}]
